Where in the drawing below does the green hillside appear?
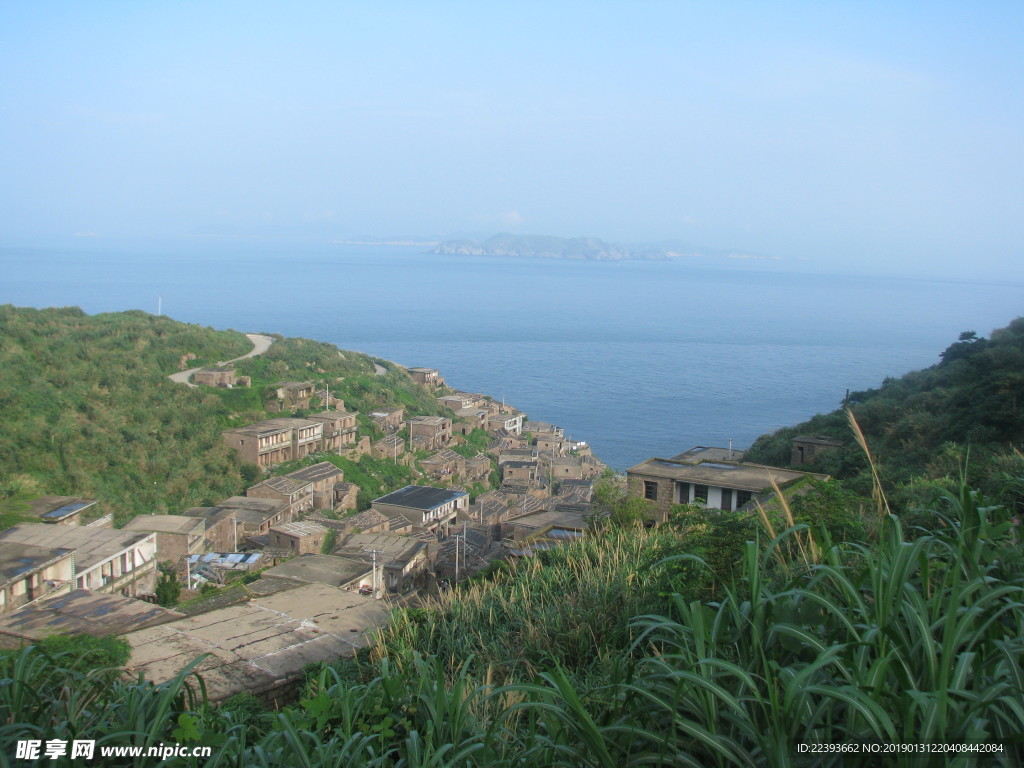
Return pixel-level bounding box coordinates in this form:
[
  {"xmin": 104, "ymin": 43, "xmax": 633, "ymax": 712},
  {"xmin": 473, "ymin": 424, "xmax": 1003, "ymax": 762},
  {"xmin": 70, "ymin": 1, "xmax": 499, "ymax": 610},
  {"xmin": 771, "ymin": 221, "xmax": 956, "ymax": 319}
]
[
  {"xmin": 746, "ymin": 316, "xmax": 1024, "ymax": 511},
  {"xmin": 0, "ymin": 306, "xmax": 458, "ymax": 525}
]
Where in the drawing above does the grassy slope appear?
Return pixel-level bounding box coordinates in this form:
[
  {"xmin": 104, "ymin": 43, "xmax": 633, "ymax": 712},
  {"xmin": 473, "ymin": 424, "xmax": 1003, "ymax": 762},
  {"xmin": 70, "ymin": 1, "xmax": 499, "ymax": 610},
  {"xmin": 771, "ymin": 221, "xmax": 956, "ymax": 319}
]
[
  {"xmin": 0, "ymin": 306, "xmax": 460, "ymax": 525},
  {"xmin": 745, "ymin": 316, "xmax": 1024, "ymax": 507}
]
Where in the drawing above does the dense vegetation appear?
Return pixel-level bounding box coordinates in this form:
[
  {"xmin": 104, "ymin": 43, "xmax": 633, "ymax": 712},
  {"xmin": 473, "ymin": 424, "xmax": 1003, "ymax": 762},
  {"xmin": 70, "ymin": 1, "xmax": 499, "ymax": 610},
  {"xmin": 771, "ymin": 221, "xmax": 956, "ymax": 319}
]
[
  {"xmin": 0, "ymin": 306, "xmax": 471, "ymax": 525},
  {"xmin": 3, "ymin": 309, "xmax": 1024, "ymax": 765},
  {"xmin": 3, "ymin": 484, "xmax": 1022, "ymax": 766},
  {"xmin": 0, "ymin": 306, "xmax": 253, "ymax": 523},
  {"xmin": 746, "ymin": 318, "xmax": 1024, "ymax": 512}
]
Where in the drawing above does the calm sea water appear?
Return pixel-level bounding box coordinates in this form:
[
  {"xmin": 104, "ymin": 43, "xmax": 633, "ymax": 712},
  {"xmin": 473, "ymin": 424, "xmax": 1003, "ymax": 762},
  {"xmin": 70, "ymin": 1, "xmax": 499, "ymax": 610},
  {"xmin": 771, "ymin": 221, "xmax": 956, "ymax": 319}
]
[{"xmin": 2, "ymin": 244, "xmax": 1021, "ymax": 469}]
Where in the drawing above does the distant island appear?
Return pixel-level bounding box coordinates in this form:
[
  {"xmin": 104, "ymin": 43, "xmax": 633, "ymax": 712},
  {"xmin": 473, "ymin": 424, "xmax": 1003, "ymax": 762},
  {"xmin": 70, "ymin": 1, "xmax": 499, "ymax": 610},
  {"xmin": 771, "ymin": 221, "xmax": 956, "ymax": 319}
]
[{"xmin": 430, "ymin": 233, "xmax": 774, "ymax": 262}]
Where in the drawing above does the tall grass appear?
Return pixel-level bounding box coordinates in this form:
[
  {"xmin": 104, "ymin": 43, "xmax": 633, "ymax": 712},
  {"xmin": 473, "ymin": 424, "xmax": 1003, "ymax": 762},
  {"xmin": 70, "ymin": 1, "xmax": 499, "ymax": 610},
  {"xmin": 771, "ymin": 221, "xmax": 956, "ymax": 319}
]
[{"xmin": 3, "ymin": 483, "xmax": 1022, "ymax": 765}]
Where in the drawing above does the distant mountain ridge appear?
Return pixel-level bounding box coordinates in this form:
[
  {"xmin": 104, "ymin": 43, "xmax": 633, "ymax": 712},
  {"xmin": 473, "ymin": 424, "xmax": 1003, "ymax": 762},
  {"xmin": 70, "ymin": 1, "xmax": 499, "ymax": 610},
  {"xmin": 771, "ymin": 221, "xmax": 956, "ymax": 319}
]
[
  {"xmin": 431, "ymin": 233, "xmax": 767, "ymax": 262},
  {"xmin": 431, "ymin": 233, "xmax": 647, "ymax": 260}
]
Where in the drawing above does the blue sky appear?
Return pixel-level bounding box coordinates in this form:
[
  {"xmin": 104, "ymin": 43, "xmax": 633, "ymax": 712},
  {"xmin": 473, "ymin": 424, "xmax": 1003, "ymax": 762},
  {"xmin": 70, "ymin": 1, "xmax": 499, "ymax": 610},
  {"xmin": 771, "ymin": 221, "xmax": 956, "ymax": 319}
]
[{"xmin": 2, "ymin": 1, "xmax": 1022, "ymax": 279}]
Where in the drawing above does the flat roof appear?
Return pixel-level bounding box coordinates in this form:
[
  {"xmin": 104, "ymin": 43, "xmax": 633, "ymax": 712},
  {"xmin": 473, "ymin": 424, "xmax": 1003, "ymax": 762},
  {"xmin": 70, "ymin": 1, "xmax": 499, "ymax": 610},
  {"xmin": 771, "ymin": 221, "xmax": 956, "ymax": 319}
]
[
  {"xmin": 794, "ymin": 435, "xmax": 844, "ymax": 446},
  {"xmin": 187, "ymin": 552, "xmax": 263, "ymax": 569},
  {"xmin": 669, "ymin": 446, "xmax": 746, "ymax": 464},
  {"xmin": 122, "ymin": 583, "xmax": 390, "ymax": 702},
  {"xmin": 215, "ymin": 496, "xmax": 289, "ymax": 517},
  {"xmin": 28, "ymin": 496, "xmax": 98, "ymax": 521},
  {"xmin": 250, "ymin": 475, "xmax": 311, "ymax": 497},
  {"xmin": 270, "ymin": 521, "xmax": 328, "ymax": 539},
  {"xmin": 422, "ymin": 449, "xmax": 463, "ymax": 464},
  {"xmin": 627, "ymin": 457, "xmax": 819, "ymax": 491},
  {"xmin": 260, "ymin": 554, "xmax": 368, "ymax": 587},
  {"xmin": 223, "ymin": 417, "xmax": 319, "ymax": 437},
  {"xmin": 373, "ymin": 485, "xmax": 467, "ymax": 511},
  {"xmin": 0, "ymin": 542, "xmax": 71, "ymax": 585},
  {"xmin": 409, "ymin": 416, "xmax": 449, "ymax": 425},
  {"xmin": 507, "ymin": 509, "xmax": 590, "ymax": 531},
  {"xmin": 0, "ymin": 525, "xmax": 154, "ymax": 572},
  {"xmin": 335, "ymin": 533, "xmax": 427, "ymax": 568},
  {"xmin": 0, "ymin": 590, "xmax": 182, "ymax": 645},
  {"xmin": 123, "ymin": 515, "xmax": 205, "ymax": 537},
  {"xmin": 308, "ymin": 410, "xmax": 357, "ymax": 421}
]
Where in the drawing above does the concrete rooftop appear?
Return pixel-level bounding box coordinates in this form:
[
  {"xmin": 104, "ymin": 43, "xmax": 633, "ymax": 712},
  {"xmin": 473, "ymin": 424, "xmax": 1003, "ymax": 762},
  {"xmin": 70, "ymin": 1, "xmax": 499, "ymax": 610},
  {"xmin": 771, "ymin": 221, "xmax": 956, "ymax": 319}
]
[{"xmin": 122, "ymin": 582, "xmax": 390, "ymax": 701}]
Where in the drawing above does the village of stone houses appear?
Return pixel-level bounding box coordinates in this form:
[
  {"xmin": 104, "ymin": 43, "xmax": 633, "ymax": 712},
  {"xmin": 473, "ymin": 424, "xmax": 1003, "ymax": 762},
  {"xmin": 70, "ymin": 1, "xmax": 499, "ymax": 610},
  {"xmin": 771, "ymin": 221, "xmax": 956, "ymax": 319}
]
[{"xmin": 0, "ymin": 341, "xmax": 828, "ymax": 707}]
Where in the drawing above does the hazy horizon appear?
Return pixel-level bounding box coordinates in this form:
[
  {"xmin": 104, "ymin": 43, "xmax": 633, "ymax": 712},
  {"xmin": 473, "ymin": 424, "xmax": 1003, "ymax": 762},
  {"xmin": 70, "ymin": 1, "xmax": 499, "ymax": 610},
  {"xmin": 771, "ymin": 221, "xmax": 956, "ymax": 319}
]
[{"xmin": 2, "ymin": 2, "xmax": 1022, "ymax": 282}]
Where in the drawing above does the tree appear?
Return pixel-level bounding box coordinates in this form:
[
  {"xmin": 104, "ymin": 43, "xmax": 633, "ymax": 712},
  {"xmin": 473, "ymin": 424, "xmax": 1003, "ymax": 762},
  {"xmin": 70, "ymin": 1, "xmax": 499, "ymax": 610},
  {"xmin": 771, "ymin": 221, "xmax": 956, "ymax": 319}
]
[{"xmin": 155, "ymin": 564, "xmax": 181, "ymax": 606}]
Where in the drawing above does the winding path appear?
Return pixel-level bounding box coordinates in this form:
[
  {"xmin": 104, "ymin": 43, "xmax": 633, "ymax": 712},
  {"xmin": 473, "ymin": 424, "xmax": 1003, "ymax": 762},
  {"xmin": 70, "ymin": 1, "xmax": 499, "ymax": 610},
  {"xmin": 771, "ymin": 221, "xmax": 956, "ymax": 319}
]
[{"xmin": 169, "ymin": 333, "xmax": 275, "ymax": 388}]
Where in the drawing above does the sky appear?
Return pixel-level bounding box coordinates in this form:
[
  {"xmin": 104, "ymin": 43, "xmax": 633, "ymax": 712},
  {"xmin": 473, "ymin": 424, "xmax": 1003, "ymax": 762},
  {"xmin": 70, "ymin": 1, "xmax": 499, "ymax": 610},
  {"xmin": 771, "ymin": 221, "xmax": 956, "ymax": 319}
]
[{"xmin": 1, "ymin": 1, "xmax": 1022, "ymax": 279}]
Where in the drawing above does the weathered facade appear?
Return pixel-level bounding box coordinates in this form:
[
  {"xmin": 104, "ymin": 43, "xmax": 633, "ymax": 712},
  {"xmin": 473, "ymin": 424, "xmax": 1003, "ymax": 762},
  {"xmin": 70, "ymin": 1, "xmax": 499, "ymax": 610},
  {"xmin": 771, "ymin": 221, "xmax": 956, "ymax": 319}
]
[
  {"xmin": 371, "ymin": 486, "xmax": 468, "ymax": 534},
  {"xmin": 369, "ymin": 408, "xmax": 404, "ymax": 432},
  {"xmin": 409, "ymin": 367, "xmax": 444, "ymax": 388},
  {"xmin": 269, "ymin": 521, "xmax": 329, "ymax": 555},
  {"xmin": 29, "ymin": 496, "xmax": 97, "ymax": 526},
  {"xmin": 407, "ymin": 416, "xmax": 452, "ymax": 451},
  {"xmin": 0, "ymin": 542, "xmax": 74, "ymax": 616},
  {"xmin": 222, "ymin": 418, "xmax": 324, "ymax": 467},
  {"xmin": 307, "ymin": 410, "xmax": 359, "ymax": 451},
  {"xmin": 791, "ymin": 435, "xmax": 843, "ymax": 465},
  {"xmin": 626, "ymin": 446, "xmax": 827, "ymax": 522},
  {"xmin": 123, "ymin": 515, "xmax": 206, "ymax": 564},
  {"xmin": 0, "ymin": 524, "xmax": 158, "ymax": 597}
]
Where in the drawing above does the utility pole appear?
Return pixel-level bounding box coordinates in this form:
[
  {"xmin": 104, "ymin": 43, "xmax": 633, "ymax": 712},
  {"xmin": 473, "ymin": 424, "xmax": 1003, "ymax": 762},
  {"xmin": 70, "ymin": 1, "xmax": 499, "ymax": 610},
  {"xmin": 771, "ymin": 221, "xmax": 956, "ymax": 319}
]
[{"xmin": 367, "ymin": 549, "xmax": 383, "ymax": 598}]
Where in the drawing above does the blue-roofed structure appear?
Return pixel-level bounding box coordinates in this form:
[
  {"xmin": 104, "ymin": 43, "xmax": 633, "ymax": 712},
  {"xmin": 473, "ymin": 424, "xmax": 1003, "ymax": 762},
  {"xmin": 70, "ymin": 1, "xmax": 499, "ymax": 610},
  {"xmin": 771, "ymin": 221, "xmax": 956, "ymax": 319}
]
[{"xmin": 29, "ymin": 496, "xmax": 98, "ymax": 526}]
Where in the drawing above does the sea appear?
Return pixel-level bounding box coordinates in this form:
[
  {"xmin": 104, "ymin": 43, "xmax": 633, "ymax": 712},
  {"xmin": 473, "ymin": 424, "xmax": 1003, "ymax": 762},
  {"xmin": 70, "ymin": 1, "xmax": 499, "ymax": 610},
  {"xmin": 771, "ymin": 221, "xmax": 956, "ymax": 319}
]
[{"xmin": 2, "ymin": 243, "xmax": 1021, "ymax": 470}]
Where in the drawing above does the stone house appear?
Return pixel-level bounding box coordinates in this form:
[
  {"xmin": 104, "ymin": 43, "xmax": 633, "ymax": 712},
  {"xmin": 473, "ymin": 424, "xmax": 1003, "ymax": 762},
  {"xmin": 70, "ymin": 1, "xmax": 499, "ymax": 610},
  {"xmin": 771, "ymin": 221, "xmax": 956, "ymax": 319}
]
[
  {"xmin": 463, "ymin": 453, "xmax": 492, "ymax": 483},
  {"xmin": 181, "ymin": 506, "xmax": 239, "ymax": 553},
  {"xmin": 535, "ymin": 434, "xmax": 567, "ymax": 455},
  {"xmin": 454, "ymin": 408, "xmax": 488, "ymax": 434},
  {"xmin": 269, "ymin": 521, "xmax": 329, "ymax": 555},
  {"xmin": 28, "ymin": 496, "xmax": 98, "ymax": 526},
  {"xmin": 247, "ymin": 476, "xmax": 314, "ymax": 517},
  {"xmin": 371, "ymin": 434, "xmax": 406, "ymax": 461},
  {"xmin": 369, "ymin": 408, "xmax": 404, "ymax": 432},
  {"xmin": 499, "ymin": 448, "xmax": 539, "ymax": 465},
  {"xmin": 222, "ymin": 418, "xmax": 324, "ymax": 467},
  {"xmin": 791, "ymin": 435, "xmax": 843, "ymax": 465},
  {"xmin": 626, "ymin": 446, "xmax": 826, "ymax": 523},
  {"xmin": 523, "ymin": 421, "xmax": 563, "ymax": 438},
  {"xmin": 437, "ymin": 394, "xmax": 478, "ymax": 411},
  {"xmin": 273, "ymin": 381, "xmax": 316, "ymax": 410},
  {"xmin": 409, "ymin": 367, "xmax": 444, "ymax": 388},
  {"xmin": 407, "ymin": 416, "xmax": 452, "ymax": 450},
  {"xmin": 334, "ymin": 532, "xmax": 430, "ymax": 593},
  {"xmin": 213, "ymin": 497, "xmax": 291, "ymax": 538},
  {"xmin": 333, "ymin": 482, "xmax": 359, "ymax": 512},
  {"xmin": 0, "ymin": 524, "xmax": 158, "ymax": 597},
  {"xmin": 338, "ymin": 508, "xmax": 390, "ymax": 535},
  {"xmin": 0, "ymin": 542, "xmax": 75, "ymax": 616},
  {"xmin": 307, "ymin": 410, "xmax": 359, "ymax": 451},
  {"xmin": 502, "ymin": 460, "xmax": 540, "ymax": 486},
  {"xmin": 487, "ymin": 413, "xmax": 523, "ymax": 435},
  {"xmin": 281, "ymin": 461, "xmax": 345, "ymax": 510},
  {"xmin": 420, "ymin": 449, "xmax": 465, "ymax": 480},
  {"xmin": 542, "ymin": 455, "xmax": 584, "ymax": 480},
  {"xmin": 192, "ymin": 366, "xmax": 238, "ymax": 387},
  {"xmin": 371, "ymin": 486, "xmax": 468, "ymax": 535},
  {"xmin": 469, "ymin": 492, "xmax": 511, "ymax": 526},
  {"xmin": 123, "ymin": 515, "xmax": 206, "ymax": 564}
]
